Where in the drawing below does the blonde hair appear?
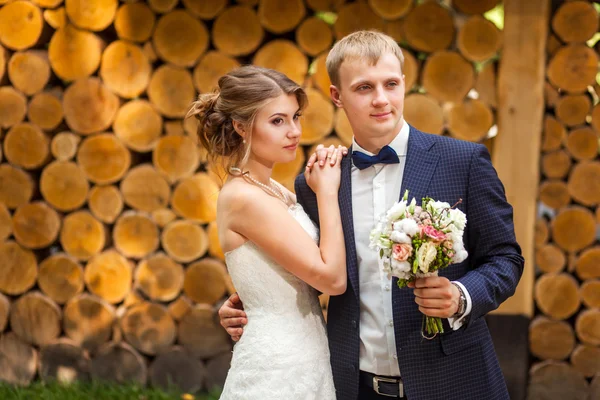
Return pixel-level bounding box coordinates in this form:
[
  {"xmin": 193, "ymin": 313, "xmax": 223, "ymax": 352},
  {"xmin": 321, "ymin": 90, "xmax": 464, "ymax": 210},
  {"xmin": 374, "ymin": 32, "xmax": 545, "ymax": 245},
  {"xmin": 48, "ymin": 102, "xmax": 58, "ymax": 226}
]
[
  {"xmin": 326, "ymin": 30, "xmax": 405, "ymax": 88},
  {"xmin": 187, "ymin": 66, "xmax": 307, "ymax": 174}
]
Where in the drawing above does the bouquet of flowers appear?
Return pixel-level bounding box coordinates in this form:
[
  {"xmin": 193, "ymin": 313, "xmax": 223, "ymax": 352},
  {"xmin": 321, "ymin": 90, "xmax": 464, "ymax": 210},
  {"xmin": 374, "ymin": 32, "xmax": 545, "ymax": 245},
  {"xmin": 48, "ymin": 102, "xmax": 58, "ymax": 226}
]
[{"xmin": 369, "ymin": 190, "xmax": 468, "ymax": 338}]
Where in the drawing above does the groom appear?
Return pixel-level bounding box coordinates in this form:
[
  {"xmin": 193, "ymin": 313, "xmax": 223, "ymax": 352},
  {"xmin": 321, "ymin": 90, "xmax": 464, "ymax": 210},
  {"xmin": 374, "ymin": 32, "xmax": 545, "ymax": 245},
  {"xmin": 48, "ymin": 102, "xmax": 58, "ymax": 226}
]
[{"xmin": 219, "ymin": 31, "xmax": 524, "ymax": 400}]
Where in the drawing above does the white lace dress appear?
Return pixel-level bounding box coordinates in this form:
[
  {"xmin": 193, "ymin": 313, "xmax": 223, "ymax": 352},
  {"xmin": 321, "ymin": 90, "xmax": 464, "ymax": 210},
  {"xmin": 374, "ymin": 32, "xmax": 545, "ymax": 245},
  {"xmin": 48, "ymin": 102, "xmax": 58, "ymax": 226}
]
[{"xmin": 219, "ymin": 203, "xmax": 336, "ymax": 400}]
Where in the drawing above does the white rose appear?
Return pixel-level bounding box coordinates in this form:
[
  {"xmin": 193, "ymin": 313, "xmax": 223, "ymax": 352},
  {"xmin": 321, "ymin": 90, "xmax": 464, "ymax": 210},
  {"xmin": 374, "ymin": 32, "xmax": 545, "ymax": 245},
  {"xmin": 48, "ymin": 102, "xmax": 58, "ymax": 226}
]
[
  {"xmin": 447, "ymin": 208, "xmax": 467, "ymax": 231},
  {"xmin": 386, "ymin": 201, "xmax": 407, "ymax": 221},
  {"xmin": 416, "ymin": 241, "xmax": 437, "ymax": 273},
  {"xmin": 390, "ymin": 231, "xmax": 411, "ymax": 244},
  {"xmin": 393, "ymin": 218, "xmax": 419, "ymax": 236}
]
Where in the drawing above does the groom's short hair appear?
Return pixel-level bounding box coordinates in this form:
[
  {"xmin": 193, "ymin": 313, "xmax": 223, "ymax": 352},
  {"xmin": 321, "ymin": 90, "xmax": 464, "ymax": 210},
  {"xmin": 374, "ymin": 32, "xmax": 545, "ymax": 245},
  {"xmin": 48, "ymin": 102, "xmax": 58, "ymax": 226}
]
[{"xmin": 326, "ymin": 30, "xmax": 405, "ymax": 88}]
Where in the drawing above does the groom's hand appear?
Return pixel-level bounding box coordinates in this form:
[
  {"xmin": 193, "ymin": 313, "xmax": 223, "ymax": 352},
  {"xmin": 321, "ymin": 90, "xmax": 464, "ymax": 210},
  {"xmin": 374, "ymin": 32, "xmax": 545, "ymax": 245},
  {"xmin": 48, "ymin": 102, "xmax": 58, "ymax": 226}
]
[
  {"xmin": 218, "ymin": 293, "xmax": 247, "ymax": 342},
  {"xmin": 409, "ymin": 277, "xmax": 460, "ymax": 319}
]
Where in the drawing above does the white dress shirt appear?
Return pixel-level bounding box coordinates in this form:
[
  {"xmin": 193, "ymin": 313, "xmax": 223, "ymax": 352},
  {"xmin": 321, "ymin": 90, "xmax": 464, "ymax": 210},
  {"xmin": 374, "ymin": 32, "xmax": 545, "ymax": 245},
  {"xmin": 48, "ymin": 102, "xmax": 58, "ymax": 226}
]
[{"xmin": 352, "ymin": 122, "xmax": 472, "ymax": 377}]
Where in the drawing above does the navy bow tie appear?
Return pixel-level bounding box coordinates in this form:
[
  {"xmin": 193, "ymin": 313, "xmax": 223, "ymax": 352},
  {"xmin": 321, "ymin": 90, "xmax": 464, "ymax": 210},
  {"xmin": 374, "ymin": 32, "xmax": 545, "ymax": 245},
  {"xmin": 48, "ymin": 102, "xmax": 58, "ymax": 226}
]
[{"xmin": 352, "ymin": 145, "xmax": 400, "ymax": 170}]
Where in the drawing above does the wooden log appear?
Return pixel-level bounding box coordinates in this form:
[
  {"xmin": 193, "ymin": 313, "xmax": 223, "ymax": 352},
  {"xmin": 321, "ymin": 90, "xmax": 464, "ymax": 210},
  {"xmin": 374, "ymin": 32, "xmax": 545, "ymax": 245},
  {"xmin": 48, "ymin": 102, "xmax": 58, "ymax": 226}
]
[
  {"xmin": 555, "ymin": 95, "xmax": 591, "ymax": 127},
  {"xmin": 120, "ymin": 302, "xmax": 176, "ymax": 355},
  {"xmin": 0, "ymin": 203, "xmax": 11, "ymax": 242},
  {"xmin": 299, "ymin": 88, "xmax": 334, "ymax": 145},
  {"xmin": 171, "ymin": 173, "xmax": 218, "ymax": 222},
  {"xmin": 150, "ymin": 208, "xmax": 176, "ymax": 229},
  {"xmin": 272, "ymin": 146, "xmax": 305, "ymax": 190},
  {"xmin": 0, "ymin": 241, "xmax": 37, "ymax": 295},
  {"xmin": 44, "ymin": 7, "xmax": 66, "ymax": 30},
  {"xmin": 539, "ymin": 180, "xmax": 570, "ymax": 210},
  {"xmin": 454, "ymin": 0, "xmax": 500, "ymax": 14},
  {"xmin": 575, "ymin": 308, "xmax": 600, "ymax": 346},
  {"xmin": 60, "ymin": 211, "xmax": 105, "ymax": 261},
  {"xmin": 305, "ymin": 0, "xmax": 345, "ymax": 11},
  {"xmin": 8, "ymin": 50, "xmax": 50, "ymax": 95},
  {"xmin": 88, "ymin": 185, "xmax": 123, "ymax": 224},
  {"xmin": 212, "ymin": 5, "xmax": 264, "ymax": 57},
  {"xmin": 51, "ymin": 132, "xmax": 80, "ymax": 162},
  {"xmin": 535, "ymin": 244, "xmax": 566, "ymax": 273},
  {"xmin": 168, "ymin": 295, "xmax": 193, "ymax": 322},
  {"xmin": 592, "ymin": 103, "xmax": 600, "ymax": 134},
  {"xmin": 575, "ymin": 247, "xmax": 600, "ymax": 280},
  {"xmin": 474, "ymin": 61, "xmax": 497, "ymax": 108},
  {"xmin": 90, "ymin": 342, "xmax": 147, "ymax": 385},
  {"xmin": 0, "ymin": 86, "xmax": 27, "ymax": 128},
  {"xmin": 193, "ymin": 51, "xmax": 239, "ymax": 95},
  {"xmin": 0, "ymin": 293, "xmax": 9, "ymax": 332},
  {"xmin": 552, "ymin": 1, "xmax": 598, "ymax": 43},
  {"xmin": 296, "ymin": 17, "xmax": 333, "ymax": 57},
  {"xmin": 445, "ymin": 98, "xmax": 494, "ymax": 142},
  {"xmin": 541, "ymin": 149, "xmax": 572, "ymax": 179},
  {"xmin": 529, "ymin": 316, "xmax": 575, "ymax": 360},
  {"xmin": 580, "ymin": 280, "xmax": 600, "ymax": 309},
  {"xmin": 99, "ymin": 40, "xmax": 150, "ymax": 99},
  {"xmin": 570, "ymin": 344, "xmax": 600, "ymax": 378},
  {"xmin": 63, "ymin": 78, "xmax": 119, "ymax": 135},
  {"xmin": 311, "ymin": 53, "xmax": 331, "ymax": 100},
  {"xmin": 4, "ymin": 122, "xmax": 49, "ymax": 170},
  {"xmin": 0, "ymin": 1, "xmax": 43, "ymax": 50},
  {"xmin": 183, "ymin": 258, "xmax": 227, "ymax": 304},
  {"xmin": 592, "ymin": 375, "xmax": 600, "ymax": 400},
  {"xmin": 259, "ymin": 0, "xmax": 305, "ymax": 34},
  {"xmin": 113, "ymin": 211, "xmax": 159, "ymax": 259},
  {"xmin": 28, "ymin": 92, "xmax": 64, "ymax": 131},
  {"xmin": 135, "ymin": 252, "xmax": 184, "ymax": 302},
  {"xmin": 152, "ymin": 135, "xmax": 200, "ymax": 184},
  {"xmin": 568, "ymin": 161, "xmax": 600, "ymax": 206},
  {"xmin": 368, "ymin": 0, "xmax": 411, "ymax": 19},
  {"xmin": 534, "ymin": 218, "xmax": 549, "ymax": 248},
  {"xmin": 0, "ymin": 164, "xmax": 34, "ymax": 209},
  {"xmin": 38, "ymin": 253, "xmax": 84, "ymax": 305},
  {"xmin": 148, "ymin": 0, "xmax": 177, "ymax": 14},
  {"xmin": 334, "ymin": 108, "xmax": 353, "ymax": 146},
  {"xmin": 547, "ymin": 44, "xmax": 598, "ymax": 94},
  {"xmin": 48, "ymin": 25, "xmax": 103, "ymax": 81},
  {"xmin": 546, "ymin": 33, "xmax": 562, "ymax": 57},
  {"xmin": 182, "ymin": 0, "xmax": 226, "ymax": 19},
  {"xmin": 552, "ymin": 207, "xmax": 596, "ymax": 252},
  {"xmin": 12, "ymin": 202, "xmax": 60, "ymax": 249},
  {"xmin": 40, "ymin": 161, "xmax": 89, "ymax": 212},
  {"xmin": 403, "ymin": 2, "xmax": 454, "ymax": 53},
  {"xmin": 0, "ymin": 44, "xmax": 5, "ymax": 81},
  {"xmin": 63, "ymin": 294, "xmax": 115, "ymax": 352},
  {"xmin": 150, "ymin": 346, "xmax": 207, "ymax": 393},
  {"xmin": 384, "ymin": 18, "xmax": 406, "ymax": 45},
  {"xmin": 148, "ymin": 65, "xmax": 195, "ymax": 118},
  {"xmin": 403, "ymin": 94, "xmax": 444, "ymax": 135},
  {"xmin": 0, "ymin": 332, "xmax": 38, "ymax": 386},
  {"xmin": 153, "ymin": 10, "xmax": 208, "ymax": 68},
  {"xmin": 114, "ymin": 2, "xmax": 155, "ymax": 42},
  {"xmin": 120, "ymin": 164, "xmax": 170, "ymax": 213},
  {"xmin": 333, "ymin": 1, "xmax": 384, "ymax": 40},
  {"xmin": 164, "ymin": 120, "xmax": 184, "ymax": 136},
  {"xmin": 161, "ymin": 220, "xmax": 208, "ymax": 263},
  {"xmin": 177, "ymin": 304, "xmax": 232, "ymax": 359},
  {"xmin": 527, "ymin": 361, "xmax": 588, "ymax": 400},
  {"xmin": 65, "ymin": 0, "xmax": 117, "ymax": 32},
  {"xmin": 542, "ymin": 115, "xmax": 566, "ymax": 152},
  {"xmin": 401, "ymin": 48, "xmax": 419, "ymax": 94},
  {"xmin": 422, "ymin": 51, "xmax": 474, "ymax": 103},
  {"xmin": 566, "ymin": 128, "xmax": 598, "ymax": 161},
  {"xmin": 11, "ymin": 291, "xmax": 61, "ymax": 346},
  {"xmin": 534, "ymin": 272, "xmax": 580, "ymax": 320},
  {"xmin": 457, "ymin": 15, "xmax": 502, "ymax": 62},
  {"xmin": 38, "ymin": 338, "xmax": 91, "ymax": 383},
  {"xmin": 84, "ymin": 250, "xmax": 132, "ymax": 304},
  {"xmin": 205, "ymin": 351, "xmax": 232, "ymax": 391},
  {"xmin": 208, "ymin": 221, "xmax": 225, "ymax": 261},
  {"xmin": 77, "ymin": 133, "xmax": 131, "ymax": 184},
  {"xmin": 253, "ymin": 40, "xmax": 308, "ymax": 85},
  {"xmin": 113, "ymin": 100, "xmax": 162, "ymax": 153}
]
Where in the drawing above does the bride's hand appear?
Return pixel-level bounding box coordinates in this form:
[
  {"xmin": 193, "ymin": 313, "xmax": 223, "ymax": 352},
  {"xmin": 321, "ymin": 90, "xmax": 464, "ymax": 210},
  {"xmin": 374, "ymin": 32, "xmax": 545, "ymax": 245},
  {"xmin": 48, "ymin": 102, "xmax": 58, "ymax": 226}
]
[
  {"xmin": 306, "ymin": 144, "xmax": 348, "ymax": 171},
  {"xmin": 305, "ymin": 145, "xmax": 344, "ymax": 195}
]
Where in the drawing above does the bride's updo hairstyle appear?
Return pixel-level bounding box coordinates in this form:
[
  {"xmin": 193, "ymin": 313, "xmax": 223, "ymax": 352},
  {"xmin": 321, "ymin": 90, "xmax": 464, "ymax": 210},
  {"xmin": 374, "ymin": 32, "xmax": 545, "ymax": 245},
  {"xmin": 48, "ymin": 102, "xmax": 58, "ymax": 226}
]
[{"xmin": 187, "ymin": 65, "xmax": 308, "ymax": 174}]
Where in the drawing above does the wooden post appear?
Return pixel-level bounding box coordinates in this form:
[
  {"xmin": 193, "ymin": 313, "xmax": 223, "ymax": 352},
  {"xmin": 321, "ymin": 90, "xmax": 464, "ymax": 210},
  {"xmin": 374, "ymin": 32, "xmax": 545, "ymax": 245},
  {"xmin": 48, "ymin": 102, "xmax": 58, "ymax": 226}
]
[{"xmin": 492, "ymin": 0, "xmax": 549, "ymax": 316}]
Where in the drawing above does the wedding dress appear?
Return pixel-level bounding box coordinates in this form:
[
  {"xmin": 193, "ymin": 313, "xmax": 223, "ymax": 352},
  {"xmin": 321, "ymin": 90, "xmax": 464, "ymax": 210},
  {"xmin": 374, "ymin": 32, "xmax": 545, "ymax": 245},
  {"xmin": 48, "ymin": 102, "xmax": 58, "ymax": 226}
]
[{"xmin": 219, "ymin": 203, "xmax": 336, "ymax": 400}]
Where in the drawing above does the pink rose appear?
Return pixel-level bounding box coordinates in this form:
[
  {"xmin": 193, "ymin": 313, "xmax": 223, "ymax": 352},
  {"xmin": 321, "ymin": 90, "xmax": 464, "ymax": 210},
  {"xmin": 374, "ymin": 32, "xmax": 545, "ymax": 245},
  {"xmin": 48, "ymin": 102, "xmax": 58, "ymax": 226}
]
[
  {"xmin": 392, "ymin": 243, "xmax": 413, "ymax": 262},
  {"xmin": 422, "ymin": 225, "xmax": 446, "ymax": 242}
]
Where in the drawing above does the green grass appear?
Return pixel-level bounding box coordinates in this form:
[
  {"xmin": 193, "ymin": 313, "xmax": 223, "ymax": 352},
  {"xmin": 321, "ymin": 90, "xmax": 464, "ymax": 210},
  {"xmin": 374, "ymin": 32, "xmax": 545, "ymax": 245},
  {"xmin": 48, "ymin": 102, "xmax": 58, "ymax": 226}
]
[{"xmin": 0, "ymin": 381, "xmax": 221, "ymax": 400}]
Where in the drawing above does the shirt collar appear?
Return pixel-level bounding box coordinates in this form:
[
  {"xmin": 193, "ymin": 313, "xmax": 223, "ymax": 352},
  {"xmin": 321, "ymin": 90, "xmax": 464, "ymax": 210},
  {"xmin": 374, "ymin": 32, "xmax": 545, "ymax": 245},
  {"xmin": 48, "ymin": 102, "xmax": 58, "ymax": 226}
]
[{"xmin": 351, "ymin": 120, "xmax": 410, "ymax": 157}]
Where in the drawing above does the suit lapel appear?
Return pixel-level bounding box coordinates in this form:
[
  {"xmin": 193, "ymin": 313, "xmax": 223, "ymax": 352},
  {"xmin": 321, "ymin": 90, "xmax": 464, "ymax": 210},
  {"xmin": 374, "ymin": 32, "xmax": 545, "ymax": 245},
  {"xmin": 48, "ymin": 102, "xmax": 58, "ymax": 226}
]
[
  {"xmin": 339, "ymin": 155, "xmax": 359, "ymax": 301},
  {"xmin": 399, "ymin": 127, "xmax": 439, "ymax": 203}
]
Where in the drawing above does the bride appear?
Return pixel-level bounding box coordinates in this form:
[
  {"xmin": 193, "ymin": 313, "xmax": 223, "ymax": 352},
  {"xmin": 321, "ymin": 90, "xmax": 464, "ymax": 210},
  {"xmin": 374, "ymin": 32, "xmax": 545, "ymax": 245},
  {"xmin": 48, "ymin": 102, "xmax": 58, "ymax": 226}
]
[{"xmin": 187, "ymin": 65, "xmax": 347, "ymax": 399}]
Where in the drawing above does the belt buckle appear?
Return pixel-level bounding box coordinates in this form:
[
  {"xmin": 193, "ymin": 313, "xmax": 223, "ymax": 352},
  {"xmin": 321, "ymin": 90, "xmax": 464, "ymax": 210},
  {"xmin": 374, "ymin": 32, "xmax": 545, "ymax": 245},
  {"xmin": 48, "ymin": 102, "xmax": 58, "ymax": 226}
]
[{"xmin": 372, "ymin": 376, "xmax": 404, "ymax": 398}]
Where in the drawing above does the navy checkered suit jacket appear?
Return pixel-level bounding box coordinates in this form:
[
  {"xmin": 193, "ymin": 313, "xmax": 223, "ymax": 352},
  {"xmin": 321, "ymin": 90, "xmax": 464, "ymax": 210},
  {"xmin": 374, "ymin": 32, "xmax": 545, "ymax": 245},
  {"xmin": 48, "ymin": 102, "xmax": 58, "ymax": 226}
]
[{"xmin": 295, "ymin": 126, "xmax": 524, "ymax": 400}]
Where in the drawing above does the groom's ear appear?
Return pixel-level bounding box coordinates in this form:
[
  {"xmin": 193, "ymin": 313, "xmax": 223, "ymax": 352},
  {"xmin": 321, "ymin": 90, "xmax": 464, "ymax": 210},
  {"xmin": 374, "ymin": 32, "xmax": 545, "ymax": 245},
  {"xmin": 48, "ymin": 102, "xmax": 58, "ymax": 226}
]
[{"xmin": 330, "ymin": 85, "xmax": 343, "ymax": 108}]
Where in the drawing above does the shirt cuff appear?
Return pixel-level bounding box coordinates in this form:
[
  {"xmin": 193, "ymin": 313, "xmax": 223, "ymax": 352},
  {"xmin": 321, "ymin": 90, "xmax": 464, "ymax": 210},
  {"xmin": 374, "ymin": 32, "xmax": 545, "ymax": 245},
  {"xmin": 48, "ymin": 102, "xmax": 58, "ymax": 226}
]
[{"xmin": 447, "ymin": 281, "xmax": 472, "ymax": 330}]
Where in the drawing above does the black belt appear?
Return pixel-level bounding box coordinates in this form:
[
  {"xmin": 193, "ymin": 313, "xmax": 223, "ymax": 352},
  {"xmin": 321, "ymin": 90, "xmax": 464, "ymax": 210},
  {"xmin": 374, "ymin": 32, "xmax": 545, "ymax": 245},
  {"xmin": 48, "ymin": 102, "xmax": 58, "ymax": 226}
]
[{"xmin": 360, "ymin": 371, "xmax": 405, "ymax": 398}]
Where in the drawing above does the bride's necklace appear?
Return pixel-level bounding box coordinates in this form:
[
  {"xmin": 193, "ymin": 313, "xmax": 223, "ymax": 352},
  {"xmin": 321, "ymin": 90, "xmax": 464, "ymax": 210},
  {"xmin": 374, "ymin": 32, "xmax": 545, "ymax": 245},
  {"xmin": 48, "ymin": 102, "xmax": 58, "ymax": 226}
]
[{"xmin": 230, "ymin": 167, "xmax": 288, "ymax": 205}]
